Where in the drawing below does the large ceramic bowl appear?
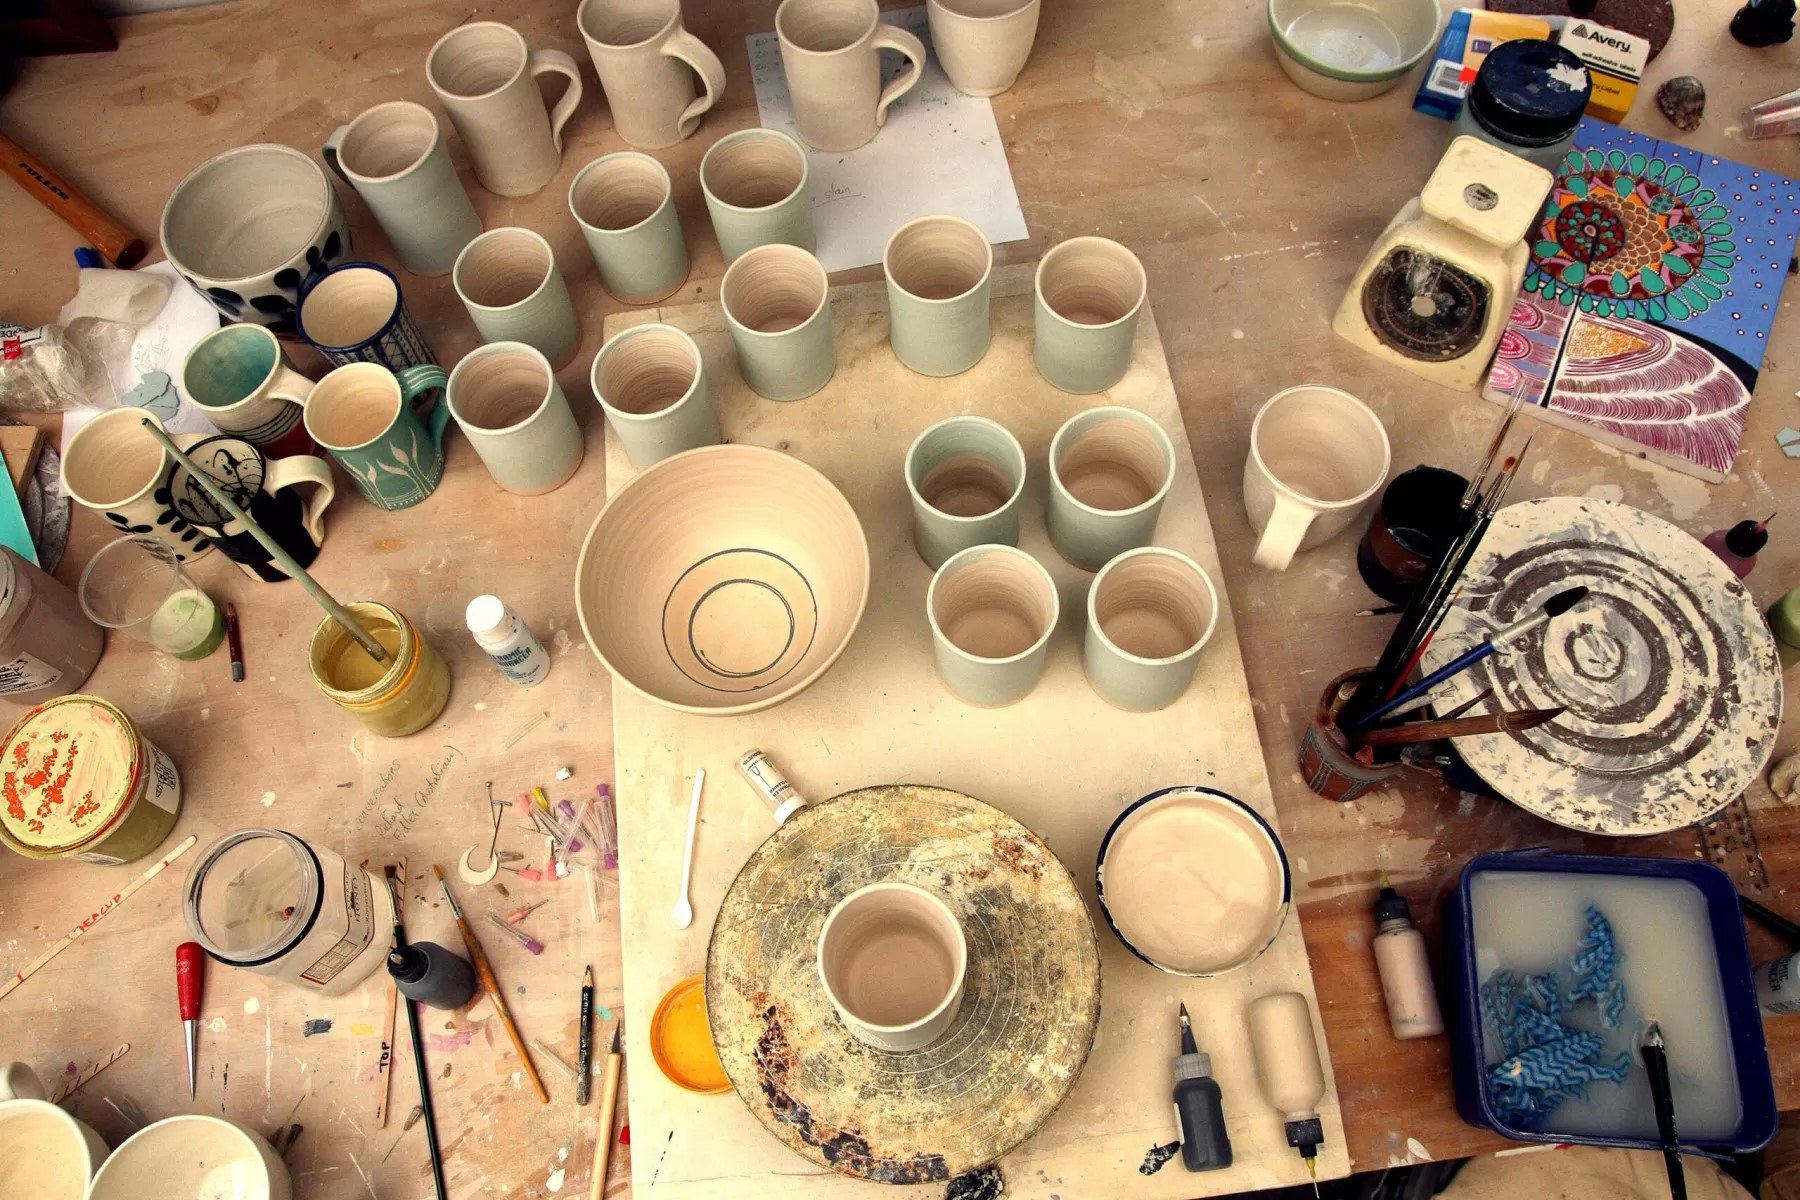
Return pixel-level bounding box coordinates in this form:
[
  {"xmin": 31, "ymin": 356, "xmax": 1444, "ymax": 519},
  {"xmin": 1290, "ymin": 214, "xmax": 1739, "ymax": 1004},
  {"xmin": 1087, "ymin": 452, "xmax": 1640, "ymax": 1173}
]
[
  {"xmin": 576, "ymin": 444, "xmax": 870, "ymax": 715},
  {"xmin": 86, "ymin": 1114, "xmax": 291, "ymax": 1200},
  {"xmin": 161, "ymin": 143, "xmax": 351, "ymax": 334},
  {"xmin": 1268, "ymin": 0, "xmax": 1441, "ymax": 101}
]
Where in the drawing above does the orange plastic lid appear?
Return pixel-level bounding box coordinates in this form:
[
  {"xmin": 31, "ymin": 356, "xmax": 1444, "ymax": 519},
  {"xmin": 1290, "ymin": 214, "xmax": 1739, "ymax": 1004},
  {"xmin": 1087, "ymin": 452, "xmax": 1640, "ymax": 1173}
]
[{"xmin": 650, "ymin": 974, "xmax": 730, "ymax": 1094}]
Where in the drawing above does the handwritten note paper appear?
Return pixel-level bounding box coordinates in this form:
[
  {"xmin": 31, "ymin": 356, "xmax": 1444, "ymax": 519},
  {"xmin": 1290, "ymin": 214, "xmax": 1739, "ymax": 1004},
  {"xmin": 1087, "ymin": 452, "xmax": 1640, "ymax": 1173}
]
[{"xmin": 747, "ymin": 5, "xmax": 1028, "ymax": 273}]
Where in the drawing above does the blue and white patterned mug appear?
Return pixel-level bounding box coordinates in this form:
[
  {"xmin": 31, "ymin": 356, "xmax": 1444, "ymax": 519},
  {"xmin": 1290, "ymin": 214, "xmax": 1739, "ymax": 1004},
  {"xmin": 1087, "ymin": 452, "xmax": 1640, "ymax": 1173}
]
[
  {"xmin": 61, "ymin": 408, "xmax": 214, "ymax": 562},
  {"xmin": 160, "ymin": 143, "xmax": 351, "ymax": 335},
  {"xmin": 297, "ymin": 261, "xmax": 439, "ymax": 371},
  {"xmin": 304, "ymin": 363, "xmax": 453, "ymax": 511}
]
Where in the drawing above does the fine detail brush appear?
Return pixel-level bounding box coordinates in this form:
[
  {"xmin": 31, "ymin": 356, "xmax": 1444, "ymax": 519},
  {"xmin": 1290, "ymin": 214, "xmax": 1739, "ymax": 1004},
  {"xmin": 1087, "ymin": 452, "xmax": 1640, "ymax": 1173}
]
[
  {"xmin": 1352, "ymin": 705, "xmax": 1565, "ymax": 749},
  {"xmin": 1642, "ymin": 1021, "xmax": 1687, "ymax": 1200},
  {"xmin": 432, "ymin": 864, "xmax": 550, "ymax": 1103}
]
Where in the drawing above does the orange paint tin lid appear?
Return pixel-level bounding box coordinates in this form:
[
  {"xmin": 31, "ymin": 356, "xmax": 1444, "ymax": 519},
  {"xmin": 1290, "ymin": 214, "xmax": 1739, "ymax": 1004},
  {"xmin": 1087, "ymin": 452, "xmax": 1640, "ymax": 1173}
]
[
  {"xmin": 0, "ymin": 694, "xmax": 143, "ymax": 858},
  {"xmin": 651, "ymin": 974, "xmax": 730, "ymax": 1094}
]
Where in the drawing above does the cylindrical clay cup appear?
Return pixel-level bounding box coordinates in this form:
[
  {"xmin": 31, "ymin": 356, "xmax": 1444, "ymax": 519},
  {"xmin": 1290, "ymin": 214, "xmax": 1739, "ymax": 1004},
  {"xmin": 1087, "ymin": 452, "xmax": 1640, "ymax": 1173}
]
[
  {"xmin": 927, "ymin": 0, "xmax": 1042, "ymax": 96},
  {"xmin": 1034, "ymin": 236, "xmax": 1148, "ymax": 394},
  {"xmin": 817, "ymin": 882, "xmax": 968, "ymax": 1052},
  {"xmin": 590, "ymin": 324, "xmax": 721, "ymax": 468},
  {"xmin": 446, "ymin": 342, "xmax": 585, "ymax": 495},
  {"xmin": 425, "ymin": 22, "xmax": 583, "ymax": 198},
  {"xmin": 721, "ymin": 244, "xmax": 835, "ymax": 402},
  {"xmin": 454, "ymin": 228, "xmax": 581, "ymax": 367},
  {"xmin": 700, "ymin": 128, "xmax": 815, "ymax": 262},
  {"xmin": 1244, "ymin": 385, "xmax": 1391, "ymax": 571},
  {"xmin": 904, "ymin": 415, "xmax": 1025, "ymax": 568},
  {"xmin": 927, "ymin": 543, "xmax": 1058, "ymax": 707},
  {"xmin": 569, "ymin": 153, "xmax": 690, "ymax": 305},
  {"xmin": 1048, "ymin": 407, "xmax": 1176, "ymax": 570},
  {"xmin": 883, "ymin": 215, "xmax": 993, "ymax": 377},
  {"xmin": 1084, "ymin": 547, "xmax": 1219, "ymax": 712},
  {"xmin": 322, "ymin": 100, "xmax": 482, "ymax": 277},
  {"xmin": 62, "ymin": 408, "xmax": 213, "ymax": 562}
]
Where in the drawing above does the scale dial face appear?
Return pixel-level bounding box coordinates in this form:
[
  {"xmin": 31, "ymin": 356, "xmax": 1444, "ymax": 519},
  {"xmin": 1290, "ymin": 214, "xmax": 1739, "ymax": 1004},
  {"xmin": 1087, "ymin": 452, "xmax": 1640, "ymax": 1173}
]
[{"xmin": 1361, "ymin": 245, "xmax": 1492, "ymax": 361}]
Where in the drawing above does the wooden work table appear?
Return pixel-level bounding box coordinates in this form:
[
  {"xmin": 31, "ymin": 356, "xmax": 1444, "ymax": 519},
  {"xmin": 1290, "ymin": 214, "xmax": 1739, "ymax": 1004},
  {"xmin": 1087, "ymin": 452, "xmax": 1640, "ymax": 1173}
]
[{"xmin": 1, "ymin": 0, "xmax": 1797, "ymax": 1194}]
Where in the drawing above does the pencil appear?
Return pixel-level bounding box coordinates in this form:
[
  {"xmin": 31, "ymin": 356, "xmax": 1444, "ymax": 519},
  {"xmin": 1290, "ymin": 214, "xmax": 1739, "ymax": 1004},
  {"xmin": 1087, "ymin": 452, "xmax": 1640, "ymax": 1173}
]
[
  {"xmin": 225, "ymin": 603, "xmax": 244, "ymax": 682},
  {"xmin": 578, "ymin": 965, "xmax": 595, "ymax": 1106},
  {"xmin": 430, "ymin": 864, "xmax": 550, "ymax": 1103}
]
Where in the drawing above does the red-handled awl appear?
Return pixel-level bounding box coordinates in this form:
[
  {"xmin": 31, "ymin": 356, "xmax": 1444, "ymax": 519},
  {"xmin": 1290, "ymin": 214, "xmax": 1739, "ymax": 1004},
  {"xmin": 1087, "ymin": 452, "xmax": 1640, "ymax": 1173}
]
[{"xmin": 176, "ymin": 942, "xmax": 205, "ymax": 1099}]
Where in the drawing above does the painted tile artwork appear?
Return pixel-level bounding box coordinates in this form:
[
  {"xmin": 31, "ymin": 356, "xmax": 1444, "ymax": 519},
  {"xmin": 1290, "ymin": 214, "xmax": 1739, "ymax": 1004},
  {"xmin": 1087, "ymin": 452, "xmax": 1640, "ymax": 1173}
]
[{"xmin": 1484, "ymin": 120, "xmax": 1800, "ymax": 481}]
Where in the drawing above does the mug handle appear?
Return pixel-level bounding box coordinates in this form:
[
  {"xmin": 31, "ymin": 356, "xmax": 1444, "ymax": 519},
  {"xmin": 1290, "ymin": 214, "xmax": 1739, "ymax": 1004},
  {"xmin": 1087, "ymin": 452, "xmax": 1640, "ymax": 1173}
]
[
  {"xmin": 397, "ymin": 365, "xmax": 453, "ymax": 450},
  {"xmin": 663, "ymin": 30, "xmax": 726, "ymax": 133},
  {"xmin": 321, "ymin": 125, "xmax": 353, "ymax": 186},
  {"xmin": 262, "ymin": 455, "xmax": 338, "ymax": 545},
  {"xmin": 269, "ymin": 363, "xmax": 315, "ymax": 407},
  {"xmin": 870, "ymin": 25, "xmax": 927, "ymax": 129},
  {"xmin": 529, "ymin": 49, "xmax": 585, "ymax": 154},
  {"xmin": 1252, "ymin": 493, "xmax": 1317, "ymax": 571}
]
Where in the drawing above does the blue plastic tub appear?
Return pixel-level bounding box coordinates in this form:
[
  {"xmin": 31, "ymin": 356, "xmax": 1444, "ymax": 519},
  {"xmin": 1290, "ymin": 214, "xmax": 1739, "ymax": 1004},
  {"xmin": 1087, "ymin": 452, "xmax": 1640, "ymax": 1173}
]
[{"xmin": 1442, "ymin": 848, "xmax": 1776, "ymax": 1154}]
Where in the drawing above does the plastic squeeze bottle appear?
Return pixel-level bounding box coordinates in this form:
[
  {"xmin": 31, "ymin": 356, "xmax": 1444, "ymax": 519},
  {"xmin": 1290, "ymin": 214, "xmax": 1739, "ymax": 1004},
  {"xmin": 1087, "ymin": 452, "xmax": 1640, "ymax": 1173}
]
[
  {"xmin": 1173, "ymin": 1003, "xmax": 1232, "ymax": 1171},
  {"xmin": 465, "ymin": 594, "xmax": 550, "ymax": 687},
  {"xmin": 1248, "ymin": 992, "xmax": 1328, "ymax": 1180},
  {"xmin": 386, "ymin": 941, "xmax": 477, "ymax": 1009},
  {"xmin": 1703, "ymin": 515, "xmax": 1772, "ymax": 579},
  {"xmin": 1372, "ymin": 886, "xmax": 1445, "ymax": 1039}
]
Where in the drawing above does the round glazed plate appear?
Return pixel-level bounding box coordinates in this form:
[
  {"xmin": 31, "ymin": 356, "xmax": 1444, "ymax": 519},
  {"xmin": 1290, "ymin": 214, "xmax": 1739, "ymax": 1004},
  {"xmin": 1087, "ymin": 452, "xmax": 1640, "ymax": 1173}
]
[
  {"xmin": 705, "ymin": 785, "xmax": 1101, "ymax": 1184},
  {"xmin": 1096, "ymin": 786, "xmax": 1291, "ymax": 975},
  {"xmin": 1422, "ymin": 497, "xmax": 1782, "ymax": 834},
  {"xmin": 575, "ymin": 444, "xmax": 871, "ymax": 716}
]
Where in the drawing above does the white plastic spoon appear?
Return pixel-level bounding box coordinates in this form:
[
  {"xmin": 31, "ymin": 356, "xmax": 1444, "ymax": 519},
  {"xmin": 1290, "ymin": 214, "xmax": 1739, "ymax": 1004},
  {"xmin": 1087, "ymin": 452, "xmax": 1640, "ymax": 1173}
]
[{"xmin": 672, "ymin": 769, "xmax": 704, "ymax": 929}]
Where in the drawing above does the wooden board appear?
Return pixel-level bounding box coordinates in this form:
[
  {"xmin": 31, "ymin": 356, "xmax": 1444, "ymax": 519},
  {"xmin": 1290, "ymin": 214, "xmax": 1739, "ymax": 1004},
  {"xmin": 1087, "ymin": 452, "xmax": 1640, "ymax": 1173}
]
[
  {"xmin": 603, "ymin": 263, "xmax": 1348, "ymax": 1199},
  {"xmin": 706, "ymin": 784, "xmax": 1102, "ymax": 1182},
  {"xmin": 0, "ymin": 425, "xmax": 44, "ymax": 497},
  {"xmin": 1421, "ymin": 497, "xmax": 1783, "ymax": 835}
]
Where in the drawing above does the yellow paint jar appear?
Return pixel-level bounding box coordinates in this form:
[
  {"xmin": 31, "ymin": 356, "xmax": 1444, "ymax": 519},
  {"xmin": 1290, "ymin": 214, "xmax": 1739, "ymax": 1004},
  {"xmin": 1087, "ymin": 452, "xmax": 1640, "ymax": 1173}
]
[
  {"xmin": 307, "ymin": 602, "xmax": 450, "ymax": 737},
  {"xmin": 0, "ymin": 694, "xmax": 182, "ymax": 865}
]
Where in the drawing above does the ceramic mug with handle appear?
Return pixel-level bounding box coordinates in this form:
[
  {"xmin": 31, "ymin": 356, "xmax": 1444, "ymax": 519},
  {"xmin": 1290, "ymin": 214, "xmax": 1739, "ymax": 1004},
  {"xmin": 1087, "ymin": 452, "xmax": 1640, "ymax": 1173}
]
[
  {"xmin": 775, "ymin": 0, "xmax": 927, "ymax": 152},
  {"xmin": 1244, "ymin": 385, "xmax": 1391, "ymax": 570},
  {"xmin": 169, "ymin": 436, "xmax": 337, "ymax": 582},
  {"xmin": 304, "ymin": 363, "xmax": 453, "ymax": 511},
  {"xmin": 321, "ymin": 100, "xmax": 482, "ymax": 277},
  {"xmin": 62, "ymin": 408, "xmax": 214, "ymax": 562},
  {"xmin": 180, "ymin": 324, "xmax": 317, "ymax": 459},
  {"xmin": 426, "ymin": 21, "xmax": 584, "ymax": 197},
  {"xmin": 577, "ymin": 0, "xmax": 726, "ymax": 149}
]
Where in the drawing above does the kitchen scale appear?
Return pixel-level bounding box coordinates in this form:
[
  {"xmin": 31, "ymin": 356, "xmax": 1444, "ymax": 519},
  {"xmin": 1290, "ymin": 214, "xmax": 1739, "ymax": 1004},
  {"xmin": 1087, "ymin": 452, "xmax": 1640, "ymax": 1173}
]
[{"xmin": 1333, "ymin": 136, "xmax": 1554, "ymax": 391}]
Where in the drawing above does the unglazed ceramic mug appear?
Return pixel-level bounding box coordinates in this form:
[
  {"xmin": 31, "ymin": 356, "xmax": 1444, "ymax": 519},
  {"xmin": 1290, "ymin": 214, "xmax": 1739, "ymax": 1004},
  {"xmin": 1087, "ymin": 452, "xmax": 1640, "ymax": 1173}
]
[
  {"xmin": 904, "ymin": 415, "xmax": 1024, "ymax": 568},
  {"xmin": 1244, "ymin": 385, "xmax": 1391, "ymax": 571},
  {"xmin": 775, "ymin": 0, "xmax": 928, "ymax": 152},
  {"xmin": 720, "ymin": 243, "xmax": 835, "ymax": 402},
  {"xmin": 0, "ymin": 1063, "xmax": 45, "ymax": 1102},
  {"xmin": 297, "ymin": 262, "xmax": 438, "ymax": 371},
  {"xmin": 927, "ymin": 0, "xmax": 1041, "ymax": 96},
  {"xmin": 700, "ymin": 128, "xmax": 815, "ymax": 262},
  {"xmin": 1034, "ymin": 236, "xmax": 1148, "ymax": 394},
  {"xmin": 927, "ymin": 543, "xmax": 1058, "ymax": 706},
  {"xmin": 181, "ymin": 324, "xmax": 317, "ymax": 459},
  {"xmin": 1084, "ymin": 547, "xmax": 1219, "ymax": 712},
  {"xmin": 304, "ymin": 362, "xmax": 453, "ymax": 510},
  {"xmin": 63, "ymin": 408, "xmax": 213, "ymax": 561},
  {"xmin": 453, "ymin": 228, "xmax": 581, "ymax": 367},
  {"xmin": 168, "ymin": 435, "xmax": 337, "ymax": 583},
  {"xmin": 426, "ymin": 22, "xmax": 584, "ymax": 197},
  {"xmin": 160, "ymin": 143, "xmax": 351, "ymax": 333},
  {"xmin": 322, "ymin": 101, "xmax": 482, "ymax": 276},
  {"xmin": 590, "ymin": 323, "xmax": 721, "ymax": 468},
  {"xmin": 0, "ymin": 1097, "xmax": 110, "ymax": 1200},
  {"xmin": 817, "ymin": 882, "xmax": 967, "ymax": 1052},
  {"xmin": 568, "ymin": 154, "xmax": 690, "ymax": 305},
  {"xmin": 446, "ymin": 342, "xmax": 585, "ymax": 495},
  {"xmin": 1047, "ymin": 406, "xmax": 1175, "ymax": 570},
  {"xmin": 883, "ymin": 214, "xmax": 993, "ymax": 377},
  {"xmin": 577, "ymin": 0, "xmax": 725, "ymax": 149}
]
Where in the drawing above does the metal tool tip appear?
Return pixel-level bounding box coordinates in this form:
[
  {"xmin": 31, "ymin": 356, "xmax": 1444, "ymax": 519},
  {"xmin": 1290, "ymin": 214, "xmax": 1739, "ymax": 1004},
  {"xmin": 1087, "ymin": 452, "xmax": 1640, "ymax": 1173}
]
[{"xmin": 1178, "ymin": 1002, "xmax": 1190, "ymax": 1027}]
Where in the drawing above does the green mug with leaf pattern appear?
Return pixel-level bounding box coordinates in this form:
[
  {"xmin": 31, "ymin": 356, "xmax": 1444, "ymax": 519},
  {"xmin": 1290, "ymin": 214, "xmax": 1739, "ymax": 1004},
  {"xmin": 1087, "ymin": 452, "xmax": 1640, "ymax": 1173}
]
[{"xmin": 303, "ymin": 362, "xmax": 452, "ymax": 510}]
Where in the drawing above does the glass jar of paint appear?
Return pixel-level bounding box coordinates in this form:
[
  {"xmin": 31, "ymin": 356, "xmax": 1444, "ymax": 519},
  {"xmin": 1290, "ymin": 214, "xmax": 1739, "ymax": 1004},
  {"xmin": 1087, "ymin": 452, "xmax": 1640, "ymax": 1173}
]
[
  {"xmin": 185, "ymin": 829, "xmax": 395, "ymax": 995},
  {"xmin": 1450, "ymin": 39, "xmax": 1592, "ymax": 172},
  {"xmin": 1768, "ymin": 586, "xmax": 1800, "ymax": 668},
  {"xmin": 0, "ymin": 694, "xmax": 182, "ymax": 864},
  {"xmin": 0, "ymin": 546, "xmax": 105, "ymax": 705},
  {"xmin": 307, "ymin": 602, "xmax": 450, "ymax": 737}
]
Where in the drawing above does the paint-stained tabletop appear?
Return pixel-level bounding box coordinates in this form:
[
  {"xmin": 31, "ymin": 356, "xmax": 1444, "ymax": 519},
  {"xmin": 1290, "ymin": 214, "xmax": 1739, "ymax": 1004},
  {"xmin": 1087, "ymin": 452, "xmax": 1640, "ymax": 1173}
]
[{"xmin": 1, "ymin": 0, "xmax": 1798, "ymax": 1196}]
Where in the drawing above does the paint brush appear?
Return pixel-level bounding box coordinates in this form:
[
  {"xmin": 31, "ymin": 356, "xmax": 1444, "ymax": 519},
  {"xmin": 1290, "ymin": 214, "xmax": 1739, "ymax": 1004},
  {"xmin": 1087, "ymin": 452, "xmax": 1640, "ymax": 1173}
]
[
  {"xmin": 588, "ymin": 1023, "xmax": 622, "ymax": 1200},
  {"xmin": 1353, "ymin": 587, "xmax": 1588, "ymax": 728},
  {"xmin": 1352, "ymin": 705, "xmax": 1565, "ymax": 748},
  {"xmin": 1739, "ymin": 892, "xmax": 1800, "ymax": 945},
  {"xmin": 385, "ymin": 867, "xmax": 448, "ymax": 1200},
  {"xmin": 431, "ymin": 864, "xmax": 550, "ymax": 1104},
  {"xmin": 1461, "ymin": 381, "xmax": 1526, "ymax": 510},
  {"xmin": 1642, "ymin": 1022, "xmax": 1687, "ymax": 1200},
  {"xmin": 136, "ymin": 419, "xmax": 389, "ymax": 664}
]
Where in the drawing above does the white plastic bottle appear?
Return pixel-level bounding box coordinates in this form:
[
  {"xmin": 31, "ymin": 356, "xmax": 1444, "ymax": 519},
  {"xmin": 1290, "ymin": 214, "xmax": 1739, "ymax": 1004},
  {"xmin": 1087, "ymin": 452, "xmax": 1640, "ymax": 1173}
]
[{"xmin": 465, "ymin": 595, "xmax": 550, "ymax": 687}]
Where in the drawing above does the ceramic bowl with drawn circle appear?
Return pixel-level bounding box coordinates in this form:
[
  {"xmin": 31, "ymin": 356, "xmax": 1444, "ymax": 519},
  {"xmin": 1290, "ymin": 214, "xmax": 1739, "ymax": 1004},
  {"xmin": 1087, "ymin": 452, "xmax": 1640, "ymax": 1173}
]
[
  {"xmin": 1096, "ymin": 785, "xmax": 1291, "ymax": 975},
  {"xmin": 86, "ymin": 1114, "xmax": 291, "ymax": 1200},
  {"xmin": 575, "ymin": 443, "xmax": 871, "ymax": 716}
]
